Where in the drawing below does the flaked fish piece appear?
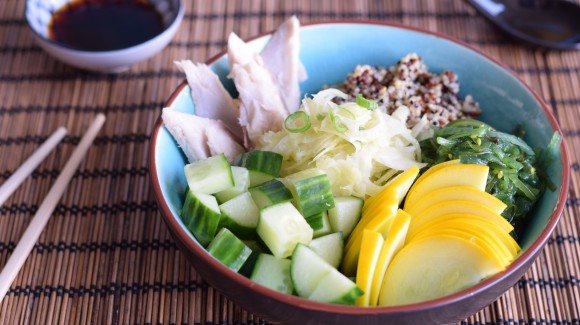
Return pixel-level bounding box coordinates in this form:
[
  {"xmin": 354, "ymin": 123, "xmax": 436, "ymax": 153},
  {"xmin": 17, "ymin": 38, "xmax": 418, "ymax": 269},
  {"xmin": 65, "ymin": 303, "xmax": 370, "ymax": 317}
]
[
  {"xmin": 227, "ymin": 32, "xmax": 288, "ymax": 147},
  {"xmin": 261, "ymin": 15, "xmax": 307, "ymax": 113},
  {"xmin": 174, "ymin": 60, "xmax": 244, "ymax": 143},
  {"xmin": 162, "ymin": 108, "xmax": 245, "ymax": 162}
]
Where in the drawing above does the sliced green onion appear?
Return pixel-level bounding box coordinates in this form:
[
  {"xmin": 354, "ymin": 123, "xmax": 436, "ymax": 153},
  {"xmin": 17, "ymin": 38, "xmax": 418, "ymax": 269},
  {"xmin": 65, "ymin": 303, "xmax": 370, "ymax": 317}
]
[
  {"xmin": 284, "ymin": 111, "xmax": 311, "ymax": 133},
  {"xmin": 337, "ymin": 106, "xmax": 356, "ymax": 119},
  {"xmin": 356, "ymin": 94, "xmax": 378, "ymax": 110},
  {"xmin": 330, "ymin": 110, "xmax": 348, "ymax": 133}
]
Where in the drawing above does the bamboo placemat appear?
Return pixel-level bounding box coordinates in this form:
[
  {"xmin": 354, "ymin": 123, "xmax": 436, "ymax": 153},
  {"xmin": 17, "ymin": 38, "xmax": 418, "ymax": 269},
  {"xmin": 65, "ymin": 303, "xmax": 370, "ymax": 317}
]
[{"xmin": 0, "ymin": 0, "xmax": 579, "ymax": 324}]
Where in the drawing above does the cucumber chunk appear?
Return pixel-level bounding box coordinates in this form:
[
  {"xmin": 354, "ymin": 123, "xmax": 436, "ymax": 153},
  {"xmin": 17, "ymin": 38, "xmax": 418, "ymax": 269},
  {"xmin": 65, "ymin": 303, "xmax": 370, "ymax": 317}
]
[
  {"xmin": 308, "ymin": 232, "xmax": 344, "ymax": 268},
  {"xmin": 249, "ymin": 179, "xmax": 293, "ymax": 209},
  {"xmin": 234, "ymin": 150, "xmax": 283, "ymax": 186},
  {"xmin": 291, "ymin": 244, "xmax": 334, "ymax": 298},
  {"xmin": 214, "ymin": 166, "xmax": 250, "ymax": 203},
  {"xmin": 305, "ymin": 211, "xmax": 332, "ymax": 238},
  {"xmin": 328, "ymin": 196, "xmax": 363, "ymax": 238},
  {"xmin": 257, "ymin": 202, "xmax": 313, "ymax": 258},
  {"xmin": 181, "ymin": 188, "xmax": 221, "ymax": 247},
  {"xmin": 250, "ymin": 254, "xmax": 293, "ymax": 294},
  {"xmin": 291, "ymin": 243, "xmax": 362, "ymax": 304},
  {"xmin": 184, "ymin": 153, "xmax": 234, "ymax": 194},
  {"xmin": 207, "ymin": 228, "xmax": 252, "ymax": 272},
  {"xmin": 218, "ymin": 192, "xmax": 260, "ymax": 239},
  {"xmin": 308, "ymin": 268, "xmax": 363, "ymax": 305},
  {"xmin": 283, "ymin": 168, "xmax": 335, "ymax": 217}
]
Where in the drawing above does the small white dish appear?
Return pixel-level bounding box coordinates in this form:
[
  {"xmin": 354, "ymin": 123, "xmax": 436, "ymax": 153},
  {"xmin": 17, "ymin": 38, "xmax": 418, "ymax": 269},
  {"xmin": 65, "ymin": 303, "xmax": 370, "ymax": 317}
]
[{"xmin": 25, "ymin": 0, "xmax": 184, "ymax": 73}]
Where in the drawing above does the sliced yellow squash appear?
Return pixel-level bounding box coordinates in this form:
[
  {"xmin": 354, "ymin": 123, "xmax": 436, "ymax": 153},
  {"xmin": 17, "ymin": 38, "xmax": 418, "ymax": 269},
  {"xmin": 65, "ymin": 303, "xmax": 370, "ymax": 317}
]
[
  {"xmin": 403, "ymin": 185, "xmax": 507, "ymax": 217},
  {"xmin": 341, "ymin": 211, "xmax": 395, "ymax": 276},
  {"xmin": 369, "ymin": 209, "xmax": 411, "ymax": 306},
  {"xmin": 411, "ymin": 214, "xmax": 519, "ymax": 258},
  {"xmin": 403, "ymin": 164, "xmax": 489, "ymax": 209},
  {"xmin": 364, "ymin": 165, "xmax": 419, "ymax": 211},
  {"xmin": 346, "ymin": 194, "xmax": 397, "ymax": 252},
  {"xmin": 412, "ymin": 159, "xmax": 460, "ymax": 189},
  {"xmin": 378, "ymin": 235, "xmax": 503, "ymax": 306},
  {"xmin": 406, "ymin": 200, "xmax": 513, "ymax": 239},
  {"xmin": 410, "ymin": 222, "xmax": 512, "ymax": 267},
  {"xmin": 355, "ymin": 230, "xmax": 384, "ymax": 306}
]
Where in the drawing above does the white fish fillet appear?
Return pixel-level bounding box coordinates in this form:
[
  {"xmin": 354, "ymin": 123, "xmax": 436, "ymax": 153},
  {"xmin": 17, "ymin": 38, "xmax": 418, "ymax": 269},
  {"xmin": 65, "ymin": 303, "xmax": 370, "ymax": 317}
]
[
  {"xmin": 162, "ymin": 108, "xmax": 245, "ymax": 163},
  {"xmin": 227, "ymin": 32, "xmax": 288, "ymax": 147},
  {"xmin": 174, "ymin": 60, "xmax": 244, "ymax": 142},
  {"xmin": 261, "ymin": 15, "xmax": 307, "ymax": 113}
]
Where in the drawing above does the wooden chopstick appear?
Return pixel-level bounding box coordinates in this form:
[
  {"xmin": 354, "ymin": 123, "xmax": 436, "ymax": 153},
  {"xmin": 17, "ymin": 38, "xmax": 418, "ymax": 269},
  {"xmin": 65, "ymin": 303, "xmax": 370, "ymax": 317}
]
[
  {"xmin": 0, "ymin": 127, "xmax": 68, "ymax": 207},
  {"xmin": 0, "ymin": 113, "xmax": 106, "ymax": 302}
]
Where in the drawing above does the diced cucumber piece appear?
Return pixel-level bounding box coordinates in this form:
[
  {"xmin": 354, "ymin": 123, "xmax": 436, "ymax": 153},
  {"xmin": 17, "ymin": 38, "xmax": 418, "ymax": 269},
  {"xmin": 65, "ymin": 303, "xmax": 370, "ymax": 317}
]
[
  {"xmin": 184, "ymin": 153, "xmax": 234, "ymax": 194},
  {"xmin": 308, "ymin": 268, "xmax": 363, "ymax": 305},
  {"xmin": 250, "ymin": 254, "xmax": 293, "ymax": 294},
  {"xmin": 243, "ymin": 239, "xmax": 270, "ymax": 253},
  {"xmin": 218, "ymin": 192, "xmax": 260, "ymax": 239},
  {"xmin": 283, "ymin": 168, "xmax": 335, "ymax": 217},
  {"xmin": 249, "ymin": 179, "xmax": 293, "ymax": 209},
  {"xmin": 328, "ymin": 196, "xmax": 363, "ymax": 238},
  {"xmin": 257, "ymin": 202, "xmax": 313, "ymax": 258},
  {"xmin": 181, "ymin": 188, "xmax": 221, "ymax": 247},
  {"xmin": 308, "ymin": 232, "xmax": 344, "ymax": 268},
  {"xmin": 234, "ymin": 150, "xmax": 283, "ymax": 186},
  {"xmin": 238, "ymin": 250, "xmax": 261, "ymax": 277},
  {"xmin": 207, "ymin": 228, "xmax": 252, "ymax": 272},
  {"xmin": 305, "ymin": 211, "xmax": 332, "ymax": 238},
  {"xmin": 215, "ymin": 166, "xmax": 250, "ymax": 203},
  {"xmin": 291, "ymin": 244, "xmax": 334, "ymax": 298}
]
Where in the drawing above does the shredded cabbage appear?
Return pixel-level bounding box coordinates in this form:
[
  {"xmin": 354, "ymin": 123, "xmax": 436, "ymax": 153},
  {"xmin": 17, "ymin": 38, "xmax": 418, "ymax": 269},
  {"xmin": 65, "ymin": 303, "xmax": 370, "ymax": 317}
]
[{"xmin": 257, "ymin": 89, "xmax": 428, "ymax": 198}]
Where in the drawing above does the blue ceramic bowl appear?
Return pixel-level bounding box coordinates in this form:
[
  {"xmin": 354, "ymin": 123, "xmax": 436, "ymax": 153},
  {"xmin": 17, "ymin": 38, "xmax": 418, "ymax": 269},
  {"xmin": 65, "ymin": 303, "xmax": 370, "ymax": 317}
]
[{"xmin": 149, "ymin": 21, "xmax": 570, "ymax": 324}]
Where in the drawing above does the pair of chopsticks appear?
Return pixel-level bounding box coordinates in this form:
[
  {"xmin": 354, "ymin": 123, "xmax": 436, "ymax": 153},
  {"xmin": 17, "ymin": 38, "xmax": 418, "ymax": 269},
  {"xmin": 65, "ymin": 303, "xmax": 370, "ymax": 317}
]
[{"xmin": 0, "ymin": 114, "xmax": 106, "ymax": 302}]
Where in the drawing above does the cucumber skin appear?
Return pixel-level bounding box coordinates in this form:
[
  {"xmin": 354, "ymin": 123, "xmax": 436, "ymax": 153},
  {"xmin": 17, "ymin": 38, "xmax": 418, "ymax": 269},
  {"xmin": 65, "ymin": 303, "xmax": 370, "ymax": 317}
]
[
  {"xmin": 234, "ymin": 151, "xmax": 283, "ymax": 177},
  {"xmin": 218, "ymin": 218, "xmax": 257, "ymax": 240},
  {"xmin": 249, "ymin": 179, "xmax": 293, "ymax": 209},
  {"xmin": 288, "ymin": 172, "xmax": 335, "ymax": 217},
  {"xmin": 207, "ymin": 228, "xmax": 252, "ymax": 272},
  {"xmin": 330, "ymin": 285, "xmax": 364, "ymax": 305},
  {"xmin": 305, "ymin": 212, "xmax": 325, "ymax": 231},
  {"xmin": 181, "ymin": 189, "xmax": 221, "ymax": 247}
]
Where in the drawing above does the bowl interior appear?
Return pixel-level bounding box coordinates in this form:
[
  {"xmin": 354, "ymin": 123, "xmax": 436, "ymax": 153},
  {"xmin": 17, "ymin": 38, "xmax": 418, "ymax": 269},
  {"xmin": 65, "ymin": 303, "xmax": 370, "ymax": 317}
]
[{"xmin": 156, "ymin": 22, "xmax": 564, "ymax": 255}]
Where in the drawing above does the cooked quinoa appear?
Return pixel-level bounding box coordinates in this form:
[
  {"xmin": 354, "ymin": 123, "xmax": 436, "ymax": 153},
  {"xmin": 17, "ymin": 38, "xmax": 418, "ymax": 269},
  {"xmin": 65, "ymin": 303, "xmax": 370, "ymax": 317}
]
[{"xmin": 332, "ymin": 53, "xmax": 481, "ymax": 128}]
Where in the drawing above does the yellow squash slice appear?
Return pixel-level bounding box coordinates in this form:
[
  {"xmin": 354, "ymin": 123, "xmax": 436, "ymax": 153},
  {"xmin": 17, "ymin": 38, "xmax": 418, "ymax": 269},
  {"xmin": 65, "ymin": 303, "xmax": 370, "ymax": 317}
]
[
  {"xmin": 378, "ymin": 235, "xmax": 503, "ymax": 306},
  {"xmin": 342, "ymin": 211, "xmax": 394, "ymax": 276},
  {"xmin": 364, "ymin": 165, "xmax": 420, "ymax": 212},
  {"xmin": 403, "ymin": 164, "xmax": 489, "ymax": 209},
  {"xmin": 406, "ymin": 200, "xmax": 513, "ymax": 239},
  {"xmin": 355, "ymin": 229, "xmax": 384, "ymax": 306},
  {"xmin": 403, "ymin": 185, "xmax": 507, "ymax": 217},
  {"xmin": 411, "ymin": 159, "xmax": 460, "ymax": 189},
  {"xmin": 411, "ymin": 215, "xmax": 520, "ymax": 258},
  {"xmin": 408, "ymin": 228, "xmax": 509, "ymax": 268},
  {"xmin": 369, "ymin": 209, "xmax": 411, "ymax": 306}
]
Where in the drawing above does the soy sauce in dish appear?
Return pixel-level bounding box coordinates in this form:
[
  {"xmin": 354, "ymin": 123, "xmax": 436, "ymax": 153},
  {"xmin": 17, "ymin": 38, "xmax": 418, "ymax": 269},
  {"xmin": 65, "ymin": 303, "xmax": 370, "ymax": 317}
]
[{"xmin": 48, "ymin": 0, "xmax": 165, "ymax": 51}]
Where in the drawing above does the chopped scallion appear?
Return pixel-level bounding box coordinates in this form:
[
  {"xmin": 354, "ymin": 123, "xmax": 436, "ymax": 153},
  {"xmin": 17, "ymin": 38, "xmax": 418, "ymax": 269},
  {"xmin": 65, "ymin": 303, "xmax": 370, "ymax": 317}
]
[
  {"xmin": 330, "ymin": 109, "xmax": 348, "ymax": 133},
  {"xmin": 284, "ymin": 111, "xmax": 311, "ymax": 133},
  {"xmin": 356, "ymin": 94, "xmax": 378, "ymax": 110}
]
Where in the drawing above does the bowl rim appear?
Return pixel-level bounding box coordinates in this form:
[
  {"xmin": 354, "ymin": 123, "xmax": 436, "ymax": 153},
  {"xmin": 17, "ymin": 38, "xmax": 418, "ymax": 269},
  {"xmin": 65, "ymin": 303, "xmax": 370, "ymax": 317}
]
[
  {"xmin": 24, "ymin": 0, "xmax": 185, "ymax": 54},
  {"xmin": 149, "ymin": 19, "xmax": 570, "ymax": 316}
]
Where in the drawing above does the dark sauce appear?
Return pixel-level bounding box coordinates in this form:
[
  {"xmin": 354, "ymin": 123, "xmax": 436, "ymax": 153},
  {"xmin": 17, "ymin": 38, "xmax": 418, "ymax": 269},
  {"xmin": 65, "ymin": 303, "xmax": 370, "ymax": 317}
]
[{"xmin": 48, "ymin": 0, "xmax": 165, "ymax": 52}]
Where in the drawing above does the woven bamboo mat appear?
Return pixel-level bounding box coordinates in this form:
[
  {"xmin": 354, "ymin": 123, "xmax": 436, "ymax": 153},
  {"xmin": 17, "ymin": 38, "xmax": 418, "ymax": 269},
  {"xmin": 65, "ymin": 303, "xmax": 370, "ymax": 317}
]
[{"xmin": 0, "ymin": 0, "xmax": 579, "ymax": 324}]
